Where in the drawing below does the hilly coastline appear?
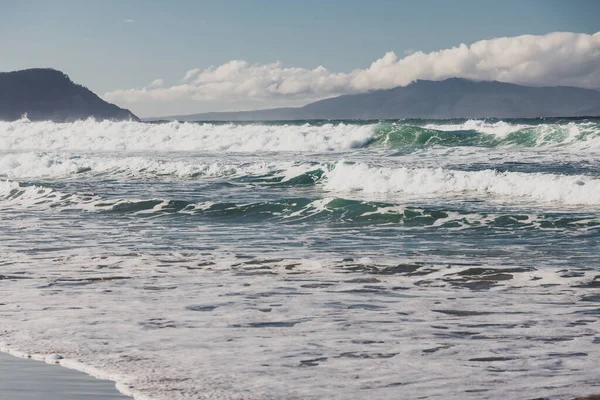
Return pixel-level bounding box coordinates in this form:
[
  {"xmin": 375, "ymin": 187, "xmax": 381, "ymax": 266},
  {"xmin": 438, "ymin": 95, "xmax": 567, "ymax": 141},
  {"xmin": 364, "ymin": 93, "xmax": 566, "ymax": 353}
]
[
  {"xmin": 0, "ymin": 68, "xmax": 139, "ymax": 122},
  {"xmin": 147, "ymin": 78, "xmax": 600, "ymax": 121}
]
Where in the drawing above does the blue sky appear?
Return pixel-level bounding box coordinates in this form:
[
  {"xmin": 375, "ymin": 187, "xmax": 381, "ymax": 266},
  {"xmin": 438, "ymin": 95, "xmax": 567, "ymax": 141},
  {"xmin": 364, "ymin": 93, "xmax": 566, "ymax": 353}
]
[{"xmin": 1, "ymin": 0, "xmax": 599, "ymax": 116}]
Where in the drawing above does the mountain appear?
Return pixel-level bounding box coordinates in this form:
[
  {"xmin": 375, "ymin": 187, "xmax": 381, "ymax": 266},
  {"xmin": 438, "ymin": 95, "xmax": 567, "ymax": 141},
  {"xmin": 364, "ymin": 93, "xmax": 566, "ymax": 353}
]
[
  {"xmin": 0, "ymin": 68, "xmax": 139, "ymax": 122},
  {"xmin": 147, "ymin": 78, "xmax": 600, "ymax": 121}
]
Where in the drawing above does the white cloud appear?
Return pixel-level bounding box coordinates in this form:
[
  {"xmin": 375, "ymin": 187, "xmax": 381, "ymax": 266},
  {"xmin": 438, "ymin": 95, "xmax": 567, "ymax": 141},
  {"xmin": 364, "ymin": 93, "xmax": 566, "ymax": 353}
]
[
  {"xmin": 104, "ymin": 31, "xmax": 600, "ymax": 116},
  {"xmin": 124, "ymin": 19, "xmax": 135, "ymax": 23},
  {"xmin": 182, "ymin": 68, "xmax": 201, "ymax": 82},
  {"xmin": 147, "ymin": 79, "xmax": 164, "ymax": 89}
]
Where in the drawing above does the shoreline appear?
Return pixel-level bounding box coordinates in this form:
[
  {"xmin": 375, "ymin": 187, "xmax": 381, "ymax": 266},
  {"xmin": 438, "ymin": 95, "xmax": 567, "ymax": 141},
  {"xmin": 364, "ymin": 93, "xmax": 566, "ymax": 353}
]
[{"xmin": 0, "ymin": 348, "xmax": 134, "ymax": 400}]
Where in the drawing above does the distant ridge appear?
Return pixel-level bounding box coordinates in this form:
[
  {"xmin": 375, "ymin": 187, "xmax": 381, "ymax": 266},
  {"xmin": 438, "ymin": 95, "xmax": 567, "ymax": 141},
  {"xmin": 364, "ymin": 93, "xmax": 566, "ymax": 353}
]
[
  {"xmin": 146, "ymin": 78, "xmax": 600, "ymax": 121},
  {"xmin": 0, "ymin": 68, "xmax": 139, "ymax": 122}
]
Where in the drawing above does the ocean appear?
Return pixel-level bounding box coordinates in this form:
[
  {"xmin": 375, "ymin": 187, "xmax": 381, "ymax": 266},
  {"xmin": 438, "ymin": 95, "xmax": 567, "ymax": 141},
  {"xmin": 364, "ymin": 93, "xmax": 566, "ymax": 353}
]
[{"xmin": 1, "ymin": 117, "xmax": 599, "ymax": 399}]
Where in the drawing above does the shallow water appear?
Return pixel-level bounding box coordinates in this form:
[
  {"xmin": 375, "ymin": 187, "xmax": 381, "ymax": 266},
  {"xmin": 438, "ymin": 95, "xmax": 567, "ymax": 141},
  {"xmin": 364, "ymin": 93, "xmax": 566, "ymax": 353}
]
[
  {"xmin": 1, "ymin": 117, "xmax": 600, "ymax": 399},
  {"xmin": 0, "ymin": 352, "xmax": 129, "ymax": 399}
]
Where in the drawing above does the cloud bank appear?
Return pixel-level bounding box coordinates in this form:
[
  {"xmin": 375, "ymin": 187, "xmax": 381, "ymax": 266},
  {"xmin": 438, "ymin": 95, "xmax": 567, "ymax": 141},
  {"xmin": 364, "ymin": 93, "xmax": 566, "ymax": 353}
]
[{"xmin": 105, "ymin": 31, "xmax": 600, "ymax": 116}]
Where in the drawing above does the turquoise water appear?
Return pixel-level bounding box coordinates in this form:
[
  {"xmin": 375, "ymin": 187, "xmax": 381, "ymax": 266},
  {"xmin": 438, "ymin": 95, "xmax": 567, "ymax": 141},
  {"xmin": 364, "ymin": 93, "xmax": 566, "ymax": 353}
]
[{"xmin": 1, "ymin": 117, "xmax": 600, "ymax": 399}]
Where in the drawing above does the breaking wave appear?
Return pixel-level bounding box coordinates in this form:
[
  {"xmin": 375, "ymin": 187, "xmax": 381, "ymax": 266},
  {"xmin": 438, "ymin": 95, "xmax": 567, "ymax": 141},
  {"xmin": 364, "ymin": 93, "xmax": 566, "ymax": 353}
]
[
  {"xmin": 0, "ymin": 152, "xmax": 296, "ymax": 180},
  {"xmin": 322, "ymin": 162, "xmax": 600, "ymax": 205},
  {"xmin": 4, "ymin": 156, "xmax": 600, "ymax": 208},
  {"xmin": 0, "ymin": 118, "xmax": 374, "ymax": 153},
  {"xmin": 1, "ymin": 118, "xmax": 600, "ymax": 153},
  {"xmin": 370, "ymin": 120, "xmax": 600, "ymax": 149},
  {"xmin": 2, "ymin": 179, "xmax": 599, "ymax": 231}
]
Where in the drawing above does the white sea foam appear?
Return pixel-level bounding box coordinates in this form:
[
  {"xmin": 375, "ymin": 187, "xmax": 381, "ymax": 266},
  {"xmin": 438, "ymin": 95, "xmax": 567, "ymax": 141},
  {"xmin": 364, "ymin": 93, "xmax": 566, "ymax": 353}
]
[
  {"xmin": 322, "ymin": 162, "xmax": 600, "ymax": 205},
  {"xmin": 0, "ymin": 119, "xmax": 375, "ymax": 153},
  {"xmin": 3, "ymin": 158, "xmax": 600, "ymax": 211},
  {"xmin": 0, "ymin": 152, "xmax": 92, "ymax": 178},
  {"xmin": 0, "ymin": 180, "xmax": 102, "ymax": 211},
  {"xmin": 2, "ymin": 119, "xmax": 600, "ymax": 156},
  {"xmin": 424, "ymin": 119, "xmax": 529, "ymax": 136},
  {"xmin": 1, "ymin": 247, "xmax": 599, "ymax": 400},
  {"xmin": 0, "ymin": 151, "xmax": 308, "ymax": 180}
]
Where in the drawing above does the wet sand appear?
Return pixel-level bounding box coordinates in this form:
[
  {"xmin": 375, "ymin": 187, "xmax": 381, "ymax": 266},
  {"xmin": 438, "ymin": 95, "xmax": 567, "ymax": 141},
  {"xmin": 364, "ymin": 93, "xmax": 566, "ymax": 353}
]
[{"xmin": 0, "ymin": 352, "xmax": 130, "ymax": 399}]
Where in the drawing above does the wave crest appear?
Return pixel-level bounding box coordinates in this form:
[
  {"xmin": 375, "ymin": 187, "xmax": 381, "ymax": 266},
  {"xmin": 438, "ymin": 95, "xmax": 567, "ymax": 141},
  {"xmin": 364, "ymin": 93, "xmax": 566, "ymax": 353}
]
[
  {"xmin": 1, "ymin": 119, "xmax": 600, "ymax": 153},
  {"xmin": 371, "ymin": 120, "xmax": 600, "ymax": 149},
  {"xmin": 2, "ymin": 180, "xmax": 599, "ymax": 231},
  {"xmin": 322, "ymin": 162, "xmax": 600, "ymax": 205},
  {"xmin": 0, "ymin": 119, "xmax": 374, "ymax": 153}
]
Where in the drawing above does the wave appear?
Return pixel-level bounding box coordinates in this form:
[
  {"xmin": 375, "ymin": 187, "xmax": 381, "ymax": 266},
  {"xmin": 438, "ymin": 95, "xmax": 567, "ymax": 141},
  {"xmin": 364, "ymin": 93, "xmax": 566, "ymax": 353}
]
[
  {"xmin": 322, "ymin": 162, "xmax": 600, "ymax": 205},
  {"xmin": 3, "ymin": 156, "xmax": 600, "ymax": 206},
  {"xmin": 2, "ymin": 180, "xmax": 598, "ymax": 231},
  {"xmin": 0, "ymin": 152, "xmax": 303, "ymax": 180},
  {"xmin": 0, "ymin": 152, "xmax": 334, "ymax": 189},
  {"xmin": 1, "ymin": 118, "xmax": 600, "ymax": 154},
  {"xmin": 0, "ymin": 180, "xmax": 101, "ymax": 211},
  {"xmin": 371, "ymin": 121, "xmax": 600, "ymax": 149},
  {"xmin": 0, "ymin": 118, "xmax": 374, "ymax": 153}
]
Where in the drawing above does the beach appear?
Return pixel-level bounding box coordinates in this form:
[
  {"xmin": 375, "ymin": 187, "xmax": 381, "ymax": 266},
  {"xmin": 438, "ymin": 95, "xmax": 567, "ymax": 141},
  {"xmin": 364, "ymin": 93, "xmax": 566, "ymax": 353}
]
[{"xmin": 0, "ymin": 352, "xmax": 129, "ymax": 399}]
